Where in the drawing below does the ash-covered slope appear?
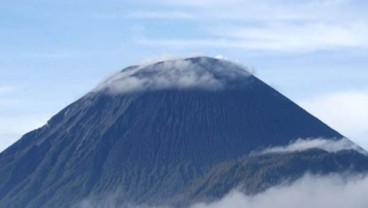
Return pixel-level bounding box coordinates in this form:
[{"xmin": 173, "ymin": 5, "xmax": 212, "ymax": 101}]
[{"xmin": 0, "ymin": 57, "xmax": 367, "ymax": 208}]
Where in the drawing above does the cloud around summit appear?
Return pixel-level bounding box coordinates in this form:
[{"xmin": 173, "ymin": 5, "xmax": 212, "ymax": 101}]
[{"xmin": 95, "ymin": 57, "xmax": 250, "ymax": 94}]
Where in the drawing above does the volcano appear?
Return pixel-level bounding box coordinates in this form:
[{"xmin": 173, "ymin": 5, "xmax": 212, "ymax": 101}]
[{"xmin": 0, "ymin": 57, "xmax": 367, "ymax": 208}]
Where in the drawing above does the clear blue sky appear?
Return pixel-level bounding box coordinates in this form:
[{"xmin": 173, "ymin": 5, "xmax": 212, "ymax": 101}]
[{"xmin": 1, "ymin": 0, "xmax": 368, "ymax": 151}]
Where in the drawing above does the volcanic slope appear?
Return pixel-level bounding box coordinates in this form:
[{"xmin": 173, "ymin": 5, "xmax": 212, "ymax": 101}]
[{"xmin": 0, "ymin": 57, "xmax": 366, "ymax": 208}]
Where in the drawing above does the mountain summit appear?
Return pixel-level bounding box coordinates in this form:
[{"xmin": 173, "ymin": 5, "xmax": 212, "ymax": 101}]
[{"xmin": 0, "ymin": 56, "xmax": 367, "ymax": 208}]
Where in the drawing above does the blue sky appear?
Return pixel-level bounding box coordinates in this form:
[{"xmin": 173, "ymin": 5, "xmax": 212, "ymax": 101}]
[{"xmin": 1, "ymin": 0, "xmax": 368, "ymax": 151}]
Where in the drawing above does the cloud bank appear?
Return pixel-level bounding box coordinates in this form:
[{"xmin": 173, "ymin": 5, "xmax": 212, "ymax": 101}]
[
  {"xmin": 76, "ymin": 173, "xmax": 368, "ymax": 208},
  {"xmin": 259, "ymin": 138, "xmax": 366, "ymax": 155},
  {"xmin": 95, "ymin": 57, "xmax": 250, "ymax": 94},
  {"xmin": 192, "ymin": 174, "xmax": 368, "ymax": 208}
]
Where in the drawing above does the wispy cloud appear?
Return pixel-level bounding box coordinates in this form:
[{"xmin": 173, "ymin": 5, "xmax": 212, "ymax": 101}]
[
  {"xmin": 127, "ymin": 0, "xmax": 349, "ymax": 21},
  {"xmin": 258, "ymin": 138, "xmax": 365, "ymax": 155},
  {"xmin": 138, "ymin": 20, "xmax": 368, "ymax": 53},
  {"xmin": 125, "ymin": 0, "xmax": 368, "ymax": 52},
  {"xmin": 155, "ymin": 0, "xmax": 245, "ymax": 7},
  {"xmin": 124, "ymin": 11, "xmax": 196, "ymax": 20},
  {"xmin": 213, "ymin": 22, "xmax": 368, "ymax": 52}
]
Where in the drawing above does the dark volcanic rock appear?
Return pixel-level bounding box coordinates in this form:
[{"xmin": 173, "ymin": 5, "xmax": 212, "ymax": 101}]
[{"xmin": 0, "ymin": 57, "xmax": 366, "ymax": 208}]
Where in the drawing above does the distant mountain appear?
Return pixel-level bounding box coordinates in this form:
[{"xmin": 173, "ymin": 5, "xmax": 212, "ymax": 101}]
[{"xmin": 0, "ymin": 57, "xmax": 367, "ymax": 208}]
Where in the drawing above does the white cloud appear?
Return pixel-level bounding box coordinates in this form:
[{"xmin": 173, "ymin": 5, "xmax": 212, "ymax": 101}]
[
  {"xmin": 258, "ymin": 138, "xmax": 365, "ymax": 155},
  {"xmin": 192, "ymin": 174, "xmax": 368, "ymax": 208},
  {"xmin": 137, "ymin": 55, "xmax": 182, "ymax": 66},
  {"xmin": 125, "ymin": 11, "xmax": 196, "ymax": 20},
  {"xmin": 141, "ymin": 0, "xmax": 352, "ymax": 10},
  {"xmin": 141, "ymin": 0, "xmax": 246, "ymax": 8},
  {"xmin": 128, "ymin": 0, "xmax": 349, "ymax": 22},
  {"xmin": 95, "ymin": 57, "xmax": 250, "ymax": 94},
  {"xmin": 138, "ymin": 21, "xmax": 368, "ymax": 52},
  {"xmin": 129, "ymin": 0, "xmax": 368, "ymax": 52},
  {"xmin": 216, "ymin": 22, "xmax": 368, "ymax": 51},
  {"xmin": 298, "ymin": 90, "xmax": 368, "ymax": 150},
  {"xmin": 75, "ymin": 174, "xmax": 368, "ymax": 208}
]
